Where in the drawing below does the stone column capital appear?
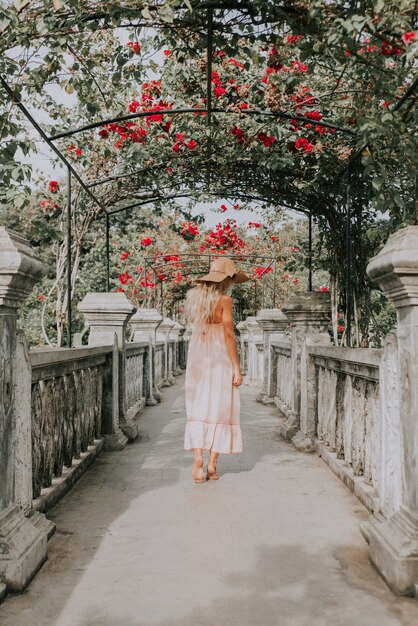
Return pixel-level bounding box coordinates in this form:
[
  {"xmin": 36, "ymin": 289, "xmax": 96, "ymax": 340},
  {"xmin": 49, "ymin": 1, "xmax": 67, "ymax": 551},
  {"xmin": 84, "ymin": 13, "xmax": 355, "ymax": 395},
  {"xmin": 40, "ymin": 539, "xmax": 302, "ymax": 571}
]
[
  {"xmin": 367, "ymin": 226, "xmax": 418, "ymax": 309},
  {"xmin": 256, "ymin": 308, "xmax": 289, "ymax": 332},
  {"xmin": 130, "ymin": 307, "xmax": 163, "ymax": 343},
  {"xmin": 282, "ymin": 291, "xmax": 331, "ymax": 330},
  {"xmin": 77, "ymin": 292, "xmax": 136, "ymax": 346},
  {"xmin": 0, "ymin": 227, "xmax": 45, "ymax": 309}
]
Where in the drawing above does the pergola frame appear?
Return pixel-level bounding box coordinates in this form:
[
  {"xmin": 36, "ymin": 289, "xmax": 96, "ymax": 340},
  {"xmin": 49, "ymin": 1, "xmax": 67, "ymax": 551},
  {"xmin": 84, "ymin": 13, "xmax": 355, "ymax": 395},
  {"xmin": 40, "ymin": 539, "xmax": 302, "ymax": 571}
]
[
  {"xmin": 144, "ymin": 252, "xmax": 278, "ymax": 313},
  {"xmin": 1, "ymin": 4, "xmax": 417, "ymax": 348}
]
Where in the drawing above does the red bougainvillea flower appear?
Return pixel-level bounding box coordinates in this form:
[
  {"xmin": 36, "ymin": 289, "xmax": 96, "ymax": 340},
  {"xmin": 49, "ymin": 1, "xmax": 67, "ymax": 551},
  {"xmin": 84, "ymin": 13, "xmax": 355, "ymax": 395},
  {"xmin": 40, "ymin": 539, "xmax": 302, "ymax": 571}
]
[
  {"xmin": 175, "ymin": 132, "xmax": 186, "ymax": 143},
  {"xmin": 295, "ymin": 137, "xmax": 314, "ymax": 154},
  {"xmin": 172, "ymin": 142, "xmax": 182, "ymax": 152},
  {"xmin": 293, "ymin": 277, "xmax": 299, "ymax": 283},
  {"xmin": 128, "ymin": 100, "xmax": 140, "ymax": 113},
  {"xmin": 248, "ymin": 222, "xmax": 261, "ymax": 228},
  {"xmin": 214, "ymin": 85, "xmax": 227, "ymax": 98},
  {"xmin": 233, "ymin": 204, "xmax": 240, "ymax": 209},
  {"xmin": 158, "ymin": 274, "xmax": 166, "ymax": 281},
  {"xmin": 119, "ymin": 271, "xmax": 132, "ymax": 285},
  {"xmin": 402, "ymin": 31, "xmax": 416, "ymax": 44},
  {"xmin": 240, "ymin": 102, "xmax": 249, "ymax": 110},
  {"xmin": 187, "ymin": 140, "xmax": 197, "ymax": 150},
  {"xmin": 254, "ymin": 267, "xmax": 266, "ymax": 276},
  {"xmin": 49, "ymin": 181, "xmax": 59, "ymax": 193},
  {"xmin": 37, "ymin": 294, "xmax": 45, "ymax": 301},
  {"xmin": 257, "ymin": 131, "xmax": 275, "ymax": 147},
  {"xmin": 337, "ymin": 325, "xmax": 345, "ymax": 333},
  {"xmin": 220, "ymin": 204, "xmax": 228, "ymax": 212},
  {"xmin": 319, "ymin": 286, "xmax": 329, "ymax": 292},
  {"xmin": 98, "ymin": 128, "xmax": 109, "ymax": 138},
  {"xmin": 291, "ymin": 246, "xmax": 299, "ymax": 252},
  {"xmin": 381, "ymin": 100, "xmax": 391, "ymax": 107},
  {"xmin": 120, "ymin": 252, "xmax": 129, "ymax": 260},
  {"xmin": 290, "ymin": 61, "xmax": 308, "ymax": 73},
  {"xmin": 231, "ymin": 126, "xmax": 246, "ymax": 144},
  {"xmin": 141, "ymin": 237, "xmax": 153, "ymax": 247},
  {"xmin": 304, "ymin": 110, "xmax": 322, "ymax": 121},
  {"xmin": 271, "ymin": 235, "xmax": 279, "ymax": 241},
  {"xmin": 127, "ymin": 41, "xmax": 140, "ymax": 54},
  {"xmin": 227, "ymin": 58, "xmax": 245, "ymax": 71},
  {"xmin": 163, "ymin": 49, "xmax": 172, "ymax": 56},
  {"xmin": 380, "ymin": 42, "xmax": 402, "ymax": 56},
  {"xmin": 211, "ymin": 71, "xmax": 222, "ymax": 85},
  {"xmin": 287, "ymin": 34, "xmax": 303, "ymax": 44}
]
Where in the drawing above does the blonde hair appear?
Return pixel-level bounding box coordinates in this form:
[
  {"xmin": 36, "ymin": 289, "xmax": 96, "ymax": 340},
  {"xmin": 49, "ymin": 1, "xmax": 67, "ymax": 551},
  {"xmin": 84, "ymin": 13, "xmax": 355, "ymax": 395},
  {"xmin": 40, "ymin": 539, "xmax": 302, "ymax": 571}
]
[{"xmin": 185, "ymin": 277, "xmax": 234, "ymax": 324}]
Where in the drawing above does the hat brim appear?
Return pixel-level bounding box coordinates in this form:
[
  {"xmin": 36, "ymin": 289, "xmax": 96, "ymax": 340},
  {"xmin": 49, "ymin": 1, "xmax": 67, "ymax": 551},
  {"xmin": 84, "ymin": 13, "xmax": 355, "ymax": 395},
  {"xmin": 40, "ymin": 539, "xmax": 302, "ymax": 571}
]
[{"xmin": 196, "ymin": 271, "xmax": 250, "ymax": 284}]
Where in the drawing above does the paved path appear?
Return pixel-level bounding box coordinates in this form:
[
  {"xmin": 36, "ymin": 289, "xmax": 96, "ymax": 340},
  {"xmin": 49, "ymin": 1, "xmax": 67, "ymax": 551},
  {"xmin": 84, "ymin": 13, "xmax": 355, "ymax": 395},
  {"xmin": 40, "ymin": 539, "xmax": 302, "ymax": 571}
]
[{"xmin": 2, "ymin": 378, "xmax": 418, "ymax": 626}]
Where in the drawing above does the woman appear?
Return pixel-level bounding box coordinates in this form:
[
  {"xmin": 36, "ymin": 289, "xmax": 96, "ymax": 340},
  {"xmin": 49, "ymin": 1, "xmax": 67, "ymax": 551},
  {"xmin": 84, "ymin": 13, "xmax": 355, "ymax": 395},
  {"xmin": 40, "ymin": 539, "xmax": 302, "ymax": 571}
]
[{"xmin": 184, "ymin": 257, "xmax": 249, "ymax": 482}]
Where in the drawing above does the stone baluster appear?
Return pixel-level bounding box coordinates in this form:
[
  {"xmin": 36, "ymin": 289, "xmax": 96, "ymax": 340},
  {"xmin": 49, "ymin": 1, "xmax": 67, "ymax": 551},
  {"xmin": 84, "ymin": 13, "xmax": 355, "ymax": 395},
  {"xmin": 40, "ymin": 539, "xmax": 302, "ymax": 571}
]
[
  {"xmin": 181, "ymin": 325, "xmax": 192, "ymax": 369},
  {"xmin": 255, "ymin": 308, "xmax": 289, "ymax": 404},
  {"xmin": 278, "ymin": 291, "xmax": 331, "ymax": 442},
  {"xmin": 129, "ymin": 308, "xmax": 163, "ymax": 405},
  {"xmin": 0, "ymin": 227, "xmax": 52, "ymax": 596},
  {"xmin": 244, "ymin": 317, "xmax": 263, "ymax": 383},
  {"xmin": 157, "ymin": 317, "xmax": 175, "ymax": 386},
  {"xmin": 364, "ymin": 226, "xmax": 418, "ymax": 596},
  {"xmin": 170, "ymin": 322, "xmax": 183, "ymax": 375},
  {"xmin": 236, "ymin": 321, "xmax": 248, "ymax": 376},
  {"xmin": 77, "ymin": 292, "xmax": 138, "ymax": 441}
]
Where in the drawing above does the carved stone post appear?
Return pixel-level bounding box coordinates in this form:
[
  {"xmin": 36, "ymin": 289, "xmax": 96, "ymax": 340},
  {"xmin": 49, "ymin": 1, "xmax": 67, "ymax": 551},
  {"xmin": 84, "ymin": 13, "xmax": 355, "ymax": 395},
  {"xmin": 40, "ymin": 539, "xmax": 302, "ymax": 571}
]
[
  {"xmin": 244, "ymin": 317, "xmax": 262, "ymax": 383},
  {"xmin": 0, "ymin": 227, "xmax": 51, "ymax": 595},
  {"xmin": 278, "ymin": 291, "xmax": 331, "ymax": 441},
  {"xmin": 130, "ymin": 308, "xmax": 162, "ymax": 405},
  {"xmin": 364, "ymin": 226, "xmax": 418, "ymax": 596},
  {"xmin": 157, "ymin": 317, "xmax": 175, "ymax": 386},
  {"xmin": 236, "ymin": 321, "xmax": 248, "ymax": 376},
  {"xmin": 77, "ymin": 293, "xmax": 138, "ymax": 440},
  {"xmin": 292, "ymin": 332, "xmax": 331, "ymax": 452},
  {"xmin": 255, "ymin": 309, "xmax": 289, "ymax": 403}
]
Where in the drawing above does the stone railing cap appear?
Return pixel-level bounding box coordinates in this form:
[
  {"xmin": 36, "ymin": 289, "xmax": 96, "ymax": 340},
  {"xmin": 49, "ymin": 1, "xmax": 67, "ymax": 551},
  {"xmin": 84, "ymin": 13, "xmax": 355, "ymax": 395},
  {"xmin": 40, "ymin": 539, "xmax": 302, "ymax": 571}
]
[
  {"xmin": 78, "ymin": 292, "xmax": 136, "ymax": 314},
  {"xmin": 0, "ymin": 227, "xmax": 45, "ymax": 307},
  {"xmin": 130, "ymin": 307, "xmax": 163, "ymax": 323},
  {"xmin": 282, "ymin": 290, "xmax": 331, "ymax": 315}
]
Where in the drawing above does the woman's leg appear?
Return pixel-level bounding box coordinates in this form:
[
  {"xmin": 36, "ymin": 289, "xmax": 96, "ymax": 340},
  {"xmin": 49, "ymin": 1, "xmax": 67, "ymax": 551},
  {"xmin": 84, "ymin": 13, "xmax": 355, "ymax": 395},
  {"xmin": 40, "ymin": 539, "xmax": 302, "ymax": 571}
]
[
  {"xmin": 192, "ymin": 448, "xmax": 205, "ymax": 482},
  {"xmin": 207, "ymin": 450, "xmax": 220, "ymax": 480}
]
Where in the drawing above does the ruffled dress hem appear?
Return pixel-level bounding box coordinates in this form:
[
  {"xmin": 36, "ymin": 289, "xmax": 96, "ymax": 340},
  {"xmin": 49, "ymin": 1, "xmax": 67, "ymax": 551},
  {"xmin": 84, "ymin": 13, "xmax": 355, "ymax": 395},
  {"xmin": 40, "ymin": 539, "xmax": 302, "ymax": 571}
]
[{"xmin": 184, "ymin": 421, "xmax": 242, "ymax": 454}]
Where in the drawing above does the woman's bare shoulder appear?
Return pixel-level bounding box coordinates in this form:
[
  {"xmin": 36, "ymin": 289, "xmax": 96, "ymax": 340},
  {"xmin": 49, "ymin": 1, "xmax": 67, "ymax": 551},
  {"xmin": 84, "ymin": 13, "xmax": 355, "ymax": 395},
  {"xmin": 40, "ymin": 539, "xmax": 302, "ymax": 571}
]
[{"xmin": 220, "ymin": 294, "xmax": 232, "ymax": 305}]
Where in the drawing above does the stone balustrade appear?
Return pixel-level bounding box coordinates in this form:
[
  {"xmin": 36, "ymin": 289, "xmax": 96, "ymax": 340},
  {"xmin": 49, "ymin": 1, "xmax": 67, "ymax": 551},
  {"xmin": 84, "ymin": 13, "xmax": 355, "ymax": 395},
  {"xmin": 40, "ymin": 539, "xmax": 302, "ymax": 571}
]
[
  {"xmin": 0, "ymin": 225, "xmax": 187, "ymax": 602},
  {"xmin": 237, "ymin": 224, "xmax": 418, "ymax": 597}
]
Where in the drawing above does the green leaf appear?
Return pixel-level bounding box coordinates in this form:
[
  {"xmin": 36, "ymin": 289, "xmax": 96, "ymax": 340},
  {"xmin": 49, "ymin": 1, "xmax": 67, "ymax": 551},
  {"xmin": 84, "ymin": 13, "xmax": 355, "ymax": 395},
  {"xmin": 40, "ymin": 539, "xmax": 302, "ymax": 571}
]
[{"xmin": 372, "ymin": 176, "xmax": 384, "ymax": 191}]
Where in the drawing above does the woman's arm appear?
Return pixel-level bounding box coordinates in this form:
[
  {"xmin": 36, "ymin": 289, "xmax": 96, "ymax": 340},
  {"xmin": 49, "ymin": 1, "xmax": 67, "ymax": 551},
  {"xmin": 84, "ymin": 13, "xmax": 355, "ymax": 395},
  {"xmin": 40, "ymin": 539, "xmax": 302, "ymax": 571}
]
[{"xmin": 221, "ymin": 295, "xmax": 243, "ymax": 387}]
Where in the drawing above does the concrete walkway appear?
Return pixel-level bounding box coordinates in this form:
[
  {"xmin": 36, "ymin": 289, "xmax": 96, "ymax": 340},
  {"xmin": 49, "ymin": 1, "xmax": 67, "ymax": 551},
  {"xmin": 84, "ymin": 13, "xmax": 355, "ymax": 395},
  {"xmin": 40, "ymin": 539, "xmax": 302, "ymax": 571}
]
[{"xmin": 2, "ymin": 379, "xmax": 418, "ymax": 626}]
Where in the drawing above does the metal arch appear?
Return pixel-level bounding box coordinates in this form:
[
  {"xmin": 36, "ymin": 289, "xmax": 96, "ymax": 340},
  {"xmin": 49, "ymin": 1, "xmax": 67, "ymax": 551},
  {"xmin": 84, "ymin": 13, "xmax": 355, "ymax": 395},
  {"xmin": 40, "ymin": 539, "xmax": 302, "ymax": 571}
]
[
  {"xmin": 47, "ymin": 107, "xmax": 356, "ymax": 142},
  {"xmin": 143, "ymin": 252, "xmax": 279, "ymax": 312}
]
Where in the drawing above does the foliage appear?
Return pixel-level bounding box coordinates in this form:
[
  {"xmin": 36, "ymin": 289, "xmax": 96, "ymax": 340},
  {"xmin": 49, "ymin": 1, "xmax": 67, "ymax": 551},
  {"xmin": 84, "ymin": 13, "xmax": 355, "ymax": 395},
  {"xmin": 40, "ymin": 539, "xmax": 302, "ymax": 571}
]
[{"xmin": 0, "ymin": 0, "xmax": 416, "ymax": 345}]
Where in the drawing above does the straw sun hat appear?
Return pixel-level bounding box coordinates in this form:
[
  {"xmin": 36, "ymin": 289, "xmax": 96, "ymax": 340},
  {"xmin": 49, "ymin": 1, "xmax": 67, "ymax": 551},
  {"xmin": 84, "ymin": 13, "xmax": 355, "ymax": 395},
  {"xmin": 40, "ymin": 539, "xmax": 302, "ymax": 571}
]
[{"xmin": 196, "ymin": 257, "xmax": 250, "ymax": 284}]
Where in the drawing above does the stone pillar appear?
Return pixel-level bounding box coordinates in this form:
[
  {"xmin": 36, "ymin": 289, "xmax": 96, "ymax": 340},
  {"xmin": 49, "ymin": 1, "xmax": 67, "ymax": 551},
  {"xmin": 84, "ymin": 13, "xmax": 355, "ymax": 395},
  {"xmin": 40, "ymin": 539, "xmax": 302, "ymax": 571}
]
[
  {"xmin": 157, "ymin": 317, "xmax": 175, "ymax": 386},
  {"xmin": 255, "ymin": 309, "xmax": 289, "ymax": 403},
  {"xmin": 244, "ymin": 317, "xmax": 262, "ymax": 383},
  {"xmin": 364, "ymin": 226, "xmax": 418, "ymax": 596},
  {"xmin": 0, "ymin": 227, "xmax": 51, "ymax": 595},
  {"xmin": 77, "ymin": 292, "xmax": 136, "ymax": 347},
  {"xmin": 236, "ymin": 321, "xmax": 248, "ymax": 376},
  {"xmin": 130, "ymin": 308, "xmax": 162, "ymax": 405},
  {"xmin": 278, "ymin": 291, "xmax": 331, "ymax": 441},
  {"xmin": 77, "ymin": 292, "xmax": 138, "ymax": 440}
]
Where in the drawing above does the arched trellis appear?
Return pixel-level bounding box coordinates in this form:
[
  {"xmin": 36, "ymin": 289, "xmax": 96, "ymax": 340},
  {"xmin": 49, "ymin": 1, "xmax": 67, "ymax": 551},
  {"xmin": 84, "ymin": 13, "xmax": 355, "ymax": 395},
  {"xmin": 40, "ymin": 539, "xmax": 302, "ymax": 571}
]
[
  {"xmin": 1, "ymin": 2, "xmax": 417, "ymax": 348},
  {"xmin": 143, "ymin": 252, "xmax": 278, "ymax": 315}
]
